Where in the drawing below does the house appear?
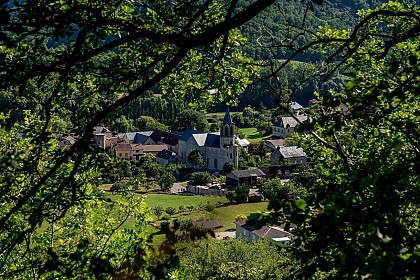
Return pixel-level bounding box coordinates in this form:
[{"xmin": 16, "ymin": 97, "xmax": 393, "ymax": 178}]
[
  {"xmin": 225, "ymin": 169, "xmax": 266, "ymax": 187},
  {"xmin": 187, "ymin": 183, "xmax": 228, "ymax": 196},
  {"xmin": 133, "ymin": 131, "xmax": 155, "ymax": 145},
  {"xmin": 58, "ymin": 135, "xmax": 76, "ymax": 149},
  {"xmin": 271, "ymin": 146, "xmax": 306, "ymax": 165},
  {"xmin": 177, "ymin": 108, "xmax": 239, "ymax": 171},
  {"xmin": 156, "ymin": 149, "xmax": 182, "ymax": 165},
  {"xmin": 289, "ymin": 101, "xmax": 303, "ymax": 113},
  {"xmin": 272, "ymin": 115, "xmax": 310, "ymax": 138},
  {"xmin": 263, "ymin": 139, "xmax": 285, "ymax": 151},
  {"xmin": 114, "ymin": 143, "xmax": 143, "ymax": 160},
  {"xmin": 141, "ymin": 144, "xmax": 167, "ymax": 155},
  {"xmin": 236, "ymin": 221, "xmax": 293, "ymax": 244}
]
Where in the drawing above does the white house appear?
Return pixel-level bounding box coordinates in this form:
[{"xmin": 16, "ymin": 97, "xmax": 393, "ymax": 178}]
[
  {"xmin": 236, "ymin": 221, "xmax": 293, "ymax": 244},
  {"xmin": 272, "ymin": 115, "xmax": 310, "ymax": 138}
]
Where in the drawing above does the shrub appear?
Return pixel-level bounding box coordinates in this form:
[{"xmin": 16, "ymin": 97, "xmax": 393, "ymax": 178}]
[
  {"xmin": 190, "ymin": 172, "xmax": 215, "ymax": 185},
  {"xmin": 153, "ymin": 206, "xmax": 163, "ymax": 218},
  {"xmin": 203, "ymin": 202, "xmax": 215, "ymax": 213},
  {"xmin": 165, "ymin": 207, "xmax": 177, "ymax": 215}
]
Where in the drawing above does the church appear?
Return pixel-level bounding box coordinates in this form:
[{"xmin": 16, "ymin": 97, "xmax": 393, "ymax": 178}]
[{"xmin": 178, "ymin": 108, "xmax": 239, "ymax": 171}]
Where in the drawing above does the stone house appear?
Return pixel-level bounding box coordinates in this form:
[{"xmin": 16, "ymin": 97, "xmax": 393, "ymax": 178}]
[
  {"xmin": 271, "ymin": 146, "xmax": 306, "ymax": 165},
  {"xmin": 156, "ymin": 149, "xmax": 182, "ymax": 165},
  {"xmin": 115, "ymin": 143, "xmax": 143, "ymax": 160}
]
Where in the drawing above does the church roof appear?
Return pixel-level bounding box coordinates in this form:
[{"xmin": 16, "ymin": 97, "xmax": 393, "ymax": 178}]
[
  {"xmin": 179, "ymin": 129, "xmax": 199, "ymax": 142},
  {"xmin": 192, "ymin": 133, "xmax": 208, "ymax": 146},
  {"xmin": 222, "ymin": 108, "xmax": 233, "ymax": 126},
  {"xmin": 204, "ymin": 133, "xmax": 220, "ymax": 148}
]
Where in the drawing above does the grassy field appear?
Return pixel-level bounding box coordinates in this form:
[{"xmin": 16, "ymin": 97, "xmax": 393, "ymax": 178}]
[
  {"xmin": 106, "ymin": 193, "xmax": 268, "ymax": 231},
  {"xmin": 213, "ymin": 202, "xmax": 269, "ymax": 230},
  {"xmin": 237, "ymin": 127, "xmax": 271, "ymax": 143},
  {"xmin": 143, "ymin": 193, "xmax": 227, "ymax": 209}
]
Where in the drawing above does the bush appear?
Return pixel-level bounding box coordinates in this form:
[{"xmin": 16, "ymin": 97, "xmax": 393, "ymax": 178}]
[
  {"xmin": 110, "ymin": 182, "xmax": 127, "ymax": 194},
  {"xmin": 165, "ymin": 207, "xmax": 177, "ymax": 215},
  {"xmin": 226, "ymin": 191, "xmax": 236, "ymax": 203},
  {"xmin": 190, "ymin": 172, "xmax": 215, "ymax": 185},
  {"xmin": 153, "ymin": 206, "xmax": 163, "ymax": 218},
  {"xmin": 203, "ymin": 202, "xmax": 215, "ymax": 213}
]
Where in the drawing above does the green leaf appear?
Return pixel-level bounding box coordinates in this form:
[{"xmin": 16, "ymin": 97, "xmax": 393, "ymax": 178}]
[{"xmin": 295, "ymin": 199, "xmax": 307, "ymax": 210}]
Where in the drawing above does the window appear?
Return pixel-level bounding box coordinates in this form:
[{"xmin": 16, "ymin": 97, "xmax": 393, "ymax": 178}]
[
  {"xmin": 214, "ymin": 158, "xmax": 218, "ymax": 168},
  {"xmin": 230, "ymin": 153, "xmax": 232, "ymax": 159},
  {"xmin": 125, "ymin": 153, "xmax": 128, "ymax": 157},
  {"xmin": 224, "ymin": 126, "xmax": 229, "ymax": 136},
  {"xmin": 119, "ymin": 153, "xmax": 122, "ymax": 157}
]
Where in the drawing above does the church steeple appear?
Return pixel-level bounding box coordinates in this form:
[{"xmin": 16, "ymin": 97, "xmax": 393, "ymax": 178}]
[
  {"xmin": 220, "ymin": 108, "xmax": 235, "ymax": 140},
  {"xmin": 222, "ymin": 107, "xmax": 233, "ymax": 126}
]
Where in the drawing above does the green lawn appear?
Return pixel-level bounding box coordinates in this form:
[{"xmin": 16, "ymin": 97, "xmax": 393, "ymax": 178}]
[
  {"xmin": 213, "ymin": 202, "xmax": 269, "ymax": 230},
  {"xmin": 143, "ymin": 194, "xmax": 228, "ymax": 209},
  {"xmin": 237, "ymin": 127, "xmax": 271, "ymax": 143},
  {"xmin": 106, "ymin": 193, "xmax": 268, "ymax": 231}
]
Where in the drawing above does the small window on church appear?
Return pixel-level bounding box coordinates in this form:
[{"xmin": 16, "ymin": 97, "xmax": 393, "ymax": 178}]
[
  {"xmin": 224, "ymin": 126, "xmax": 229, "ymax": 136},
  {"xmin": 230, "ymin": 153, "xmax": 232, "ymax": 159}
]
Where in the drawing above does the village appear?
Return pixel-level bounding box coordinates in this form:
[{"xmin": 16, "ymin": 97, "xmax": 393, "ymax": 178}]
[{"xmin": 57, "ymin": 102, "xmax": 312, "ymax": 244}]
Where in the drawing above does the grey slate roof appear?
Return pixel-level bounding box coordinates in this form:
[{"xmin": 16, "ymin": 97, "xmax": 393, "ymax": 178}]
[
  {"xmin": 279, "ymin": 146, "xmax": 305, "ymax": 158},
  {"xmin": 252, "ymin": 225, "xmax": 293, "ymax": 239},
  {"xmin": 222, "ymin": 108, "xmax": 233, "ymax": 125},
  {"xmin": 228, "ymin": 169, "xmax": 266, "ymax": 179},
  {"xmin": 290, "ymin": 101, "xmax": 303, "ymax": 111},
  {"xmin": 274, "ymin": 115, "xmax": 309, "ymax": 128},
  {"xmin": 133, "ymin": 132, "xmax": 153, "ymax": 144},
  {"xmin": 120, "ymin": 132, "xmax": 138, "ymax": 141},
  {"xmin": 192, "ymin": 133, "xmax": 208, "ymax": 146},
  {"xmin": 179, "ymin": 129, "xmax": 199, "ymax": 142},
  {"xmin": 150, "ymin": 129, "xmax": 180, "ymax": 146},
  {"xmin": 192, "ymin": 220, "xmax": 221, "ymax": 229},
  {"xmin": 204, "ymin": 133, "xmax": 220, "ymax": 147}
]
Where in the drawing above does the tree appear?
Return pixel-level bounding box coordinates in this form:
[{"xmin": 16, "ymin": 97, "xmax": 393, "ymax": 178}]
[
  {"xmin": 189, "ymin": 172, "xmax": 215, "ymax": 186},
  {"xmin": 222, "ymin": 162, "xmax": 235, "ymax": 174},
  {"xmin": 113, "ymin": 115, "xmax": 137, "ymax": 132},
  {"xmin": 234, "ymin": 184, "xmax": 250, "ymax": 204},
  {"xmin": 0, "ymin": 1, "xmax": 282, "ymax": 277},
  {"xmin": 158, "ymin": 172, "xmax": 176, "ymax": 192},
  {"xmin": 272, "ymin": 2, "xmax": 420, "ymax": 278},
  {"xmin": 136, "ymin": 115, "xmax": 168, "ymax": 132},
  {"xmin": 187, "ymin": 150, "xmax": 205, "ymax": 169},
  {"xmin": 173, "ymin": 238, "xmax": 295, "ymax": 280},
  {"xmin": 174, "ymin": 109, "xmax": 209, "ymax": 132}
]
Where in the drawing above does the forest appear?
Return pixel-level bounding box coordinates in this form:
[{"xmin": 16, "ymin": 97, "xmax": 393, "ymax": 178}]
[{"xmin": 0, "ymin": 0, "xmax": 419, "ymax": 279}]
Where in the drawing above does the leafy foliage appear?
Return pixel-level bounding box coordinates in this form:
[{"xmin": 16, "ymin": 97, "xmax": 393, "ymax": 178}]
[
  {"xmin": 279, "ymin": 2, "xmax": 420, "ymax": 278},
  {"xmin": 174, "ymin": 238, "xmax": 296, "ymax": 280}
]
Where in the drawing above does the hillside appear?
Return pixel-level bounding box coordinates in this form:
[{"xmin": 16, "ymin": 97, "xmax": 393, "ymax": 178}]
[{"xmin": 235, "ymin": 0, "xmax": 389, "ymax": 109}]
